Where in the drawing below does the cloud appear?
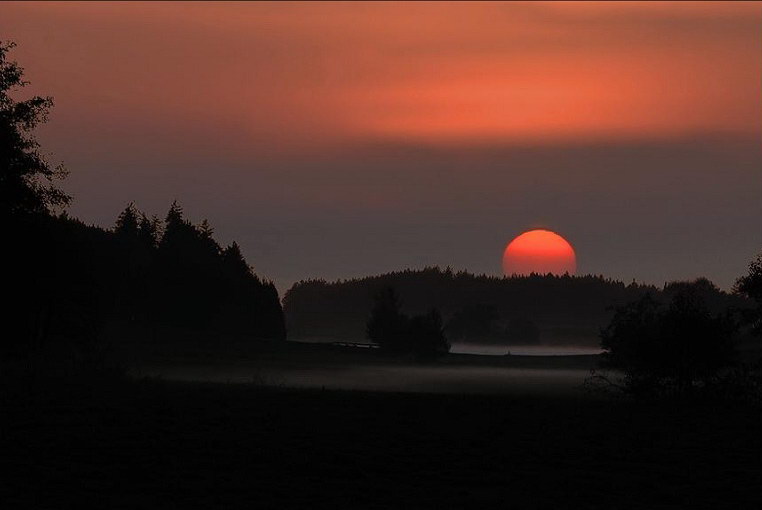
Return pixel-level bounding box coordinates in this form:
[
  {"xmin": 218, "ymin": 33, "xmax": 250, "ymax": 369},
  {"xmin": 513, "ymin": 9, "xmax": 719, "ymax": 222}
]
[
  {"xmin": 3, "ymin": 1, "xmax": 760, "ymax": 153},
  {"xmin": 1, "ymin": 1, "xmax": 759, "ymax": 290}
]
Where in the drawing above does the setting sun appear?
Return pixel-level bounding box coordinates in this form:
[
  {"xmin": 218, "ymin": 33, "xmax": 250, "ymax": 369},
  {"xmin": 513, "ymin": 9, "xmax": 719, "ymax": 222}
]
[{"xmin": 502, "ymin": 229, "xmax": 577, "ymax": 277}]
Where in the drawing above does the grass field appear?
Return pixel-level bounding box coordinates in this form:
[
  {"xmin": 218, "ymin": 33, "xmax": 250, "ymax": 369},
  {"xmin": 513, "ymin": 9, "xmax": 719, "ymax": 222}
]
[{"xmin": 3, "ymin": 367, "xmax": 760, "ymax": 509}]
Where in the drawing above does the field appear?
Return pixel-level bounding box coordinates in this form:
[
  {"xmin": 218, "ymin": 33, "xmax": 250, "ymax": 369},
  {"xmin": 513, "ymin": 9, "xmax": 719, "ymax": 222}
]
[
  {"xmin": 3, "ymin": 341, "xmax": 761, "ymax": 509},
  {"xmin": 123, "ymin": 339, "xmax": 600, "ymax": 396}
]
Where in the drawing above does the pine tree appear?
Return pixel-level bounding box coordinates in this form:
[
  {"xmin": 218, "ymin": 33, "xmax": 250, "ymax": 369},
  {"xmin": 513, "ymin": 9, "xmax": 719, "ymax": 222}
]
[
  {"xmin": 138, "ymin": 213, "xmax": 161, "ymax": 248},
  {"xmin": 114, "ymin": 202, "xmax": 139, "ymax": 238},
  {"xmin": 162, "ymin": 201, "xmax": 186, "ymax": 242},
  {"xmin": 222, "ymin": 242, "xmax": 252, "ymax": 278}
]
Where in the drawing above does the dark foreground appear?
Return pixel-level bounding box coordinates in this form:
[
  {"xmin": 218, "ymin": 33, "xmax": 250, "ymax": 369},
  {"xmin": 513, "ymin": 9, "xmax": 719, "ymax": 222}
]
[{"xmin": 2, "ymin": 375, "xmax": 760, "ymax": 509}]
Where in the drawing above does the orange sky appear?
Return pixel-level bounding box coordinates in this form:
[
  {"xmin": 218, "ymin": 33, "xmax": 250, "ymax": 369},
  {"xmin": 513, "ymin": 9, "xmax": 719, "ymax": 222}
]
[
  {"xmin": 1, "ymin": 1, "xmax": 761, "ymax": 289},
  {"xmin": 4, "ymin": 1, "xmax": 761, "ymax": 152}
]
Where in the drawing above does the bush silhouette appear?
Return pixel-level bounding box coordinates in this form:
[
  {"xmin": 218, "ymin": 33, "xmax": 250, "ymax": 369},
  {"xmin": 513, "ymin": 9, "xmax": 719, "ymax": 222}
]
[
  {"xmin": 408, "ymin": 309, "xmax": 450, "ymax": 361},
  {"xmin": 600, "ymin": 285, "xmax": 737, "ymax": 396},
  {"xmin": 367, "ymin": 287, "xmax": 410, "ymax": 354},
  {"xmin": 367, "ymin": 287, "xmax": 449, "ymax": 360}
]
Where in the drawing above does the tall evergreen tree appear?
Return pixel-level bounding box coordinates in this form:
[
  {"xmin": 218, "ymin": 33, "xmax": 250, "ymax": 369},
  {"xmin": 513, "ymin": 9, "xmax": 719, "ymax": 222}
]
[
  {"xmin": 137, "ymin": 213, "xmax": 161, "ymax": 248},
  {"xmin": 114, "ymin": 203, "xmax": 139, "ymax": 238},
  {"xmin": 222, "ymin": 242, "xmax": 252, "ymax": 278},
  {"xmin": 161, "ymin": 200, "xmax": 187, "ymax": 246}
]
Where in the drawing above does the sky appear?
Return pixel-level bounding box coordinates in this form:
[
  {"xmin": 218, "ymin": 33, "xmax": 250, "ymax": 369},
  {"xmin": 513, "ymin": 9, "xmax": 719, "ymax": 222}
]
[{"xmin": 3, "ymin": 1, "xmax": 761, "ymax": 292}]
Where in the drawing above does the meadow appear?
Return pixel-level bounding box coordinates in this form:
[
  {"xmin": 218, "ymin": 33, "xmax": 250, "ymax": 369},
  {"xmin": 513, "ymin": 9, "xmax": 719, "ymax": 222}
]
[{"xmin": 3, "ymin": 341, "xmax": 760, "ymax": 509}]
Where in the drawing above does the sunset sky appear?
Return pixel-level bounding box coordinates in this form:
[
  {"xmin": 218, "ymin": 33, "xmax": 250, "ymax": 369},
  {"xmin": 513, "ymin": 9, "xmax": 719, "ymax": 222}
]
[{"xmin": 3, "ymin": 1, "xmax": 761, "ymax": 290}]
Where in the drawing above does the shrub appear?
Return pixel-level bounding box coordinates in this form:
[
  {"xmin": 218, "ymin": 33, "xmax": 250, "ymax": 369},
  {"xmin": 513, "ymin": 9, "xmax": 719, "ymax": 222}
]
[{"xmin": 597, "ymin": 287, "xmax": 737, "ymax": 396}]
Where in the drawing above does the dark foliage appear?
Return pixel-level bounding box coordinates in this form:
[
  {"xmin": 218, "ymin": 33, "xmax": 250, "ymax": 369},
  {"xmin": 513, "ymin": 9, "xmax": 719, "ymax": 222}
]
[
  {"xmin": 735, "ymin": 252, "xmax": 762, "ymax": 334},
  {"xmin": 366, "ymin": 287, "xmax": 449, "ymax": 360},
  {"xmin": 284, "ymin": 267, "xmax": 745, "ymax": 345},
  {"xmin": 366, "ymin": 287, "xmax": 410, "ymax": 354},
  {"xmin": 0, "ymin": 41, "xmax": 69, "ymax": 218},
  {"xmin": 505, "ymin": 316, "xmax": 541, "ymax": 345},
  {"xmin": 599, "ymin": 284, "xmax": 738, "ymax": 396},
  {"xmin": 408, "ymin": 309, "xmax": 450, "ymax": 361},
  {"xmin": 2, "ymin": 42, "xmax": 285, "ymax": 358},
  {"xmin": 111, "ymin": 201, "xmax": 287, "ymax": 339},
  {"xmin": 446, "ymin": 304, "xmax": 540, "ymax": 345},
  {"xmin": 446, "ymin": 303, "xmax": 502, "ymax": 342},
  {"xmin": 6, "ymin": 201, "xmax": 287, "ymax": 357}
]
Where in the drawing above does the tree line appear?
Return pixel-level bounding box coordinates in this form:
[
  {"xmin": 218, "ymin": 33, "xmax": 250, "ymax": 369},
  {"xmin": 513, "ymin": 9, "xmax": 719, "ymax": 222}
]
[
  {"xmin": 6, "ymin": 202, "xmax": 287, "ymax": 357},
  {"xmin": 2, "ymin": 41, "xmax": 284, "ymax": 358},
  {"xmin": 283, "ymin": 267, "xmax": 747, "ymax": 346}
]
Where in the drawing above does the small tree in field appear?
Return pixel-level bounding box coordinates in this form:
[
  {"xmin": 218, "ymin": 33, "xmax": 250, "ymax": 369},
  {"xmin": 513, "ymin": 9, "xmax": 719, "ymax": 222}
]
[
  {"xmin": 367, "ymin": 287, "xmax": 450, "ymax": 360},
  {"xmin": 409, "ymin": 309, "xmax": 450, "ymax": 361}
]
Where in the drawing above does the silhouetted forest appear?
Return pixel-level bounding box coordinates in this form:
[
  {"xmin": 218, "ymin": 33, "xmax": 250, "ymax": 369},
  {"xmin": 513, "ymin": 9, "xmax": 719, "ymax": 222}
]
[
  {"xmin": 2, "ymin": 41, "xmax": 284, "ymax": 358},
  {"xmin": 6, "ymin": 204, "xmax": 286, "ymax": 356},
  {"xmin": 283, "ymin": 268, "xmax": 747, "ymax": 345}
]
